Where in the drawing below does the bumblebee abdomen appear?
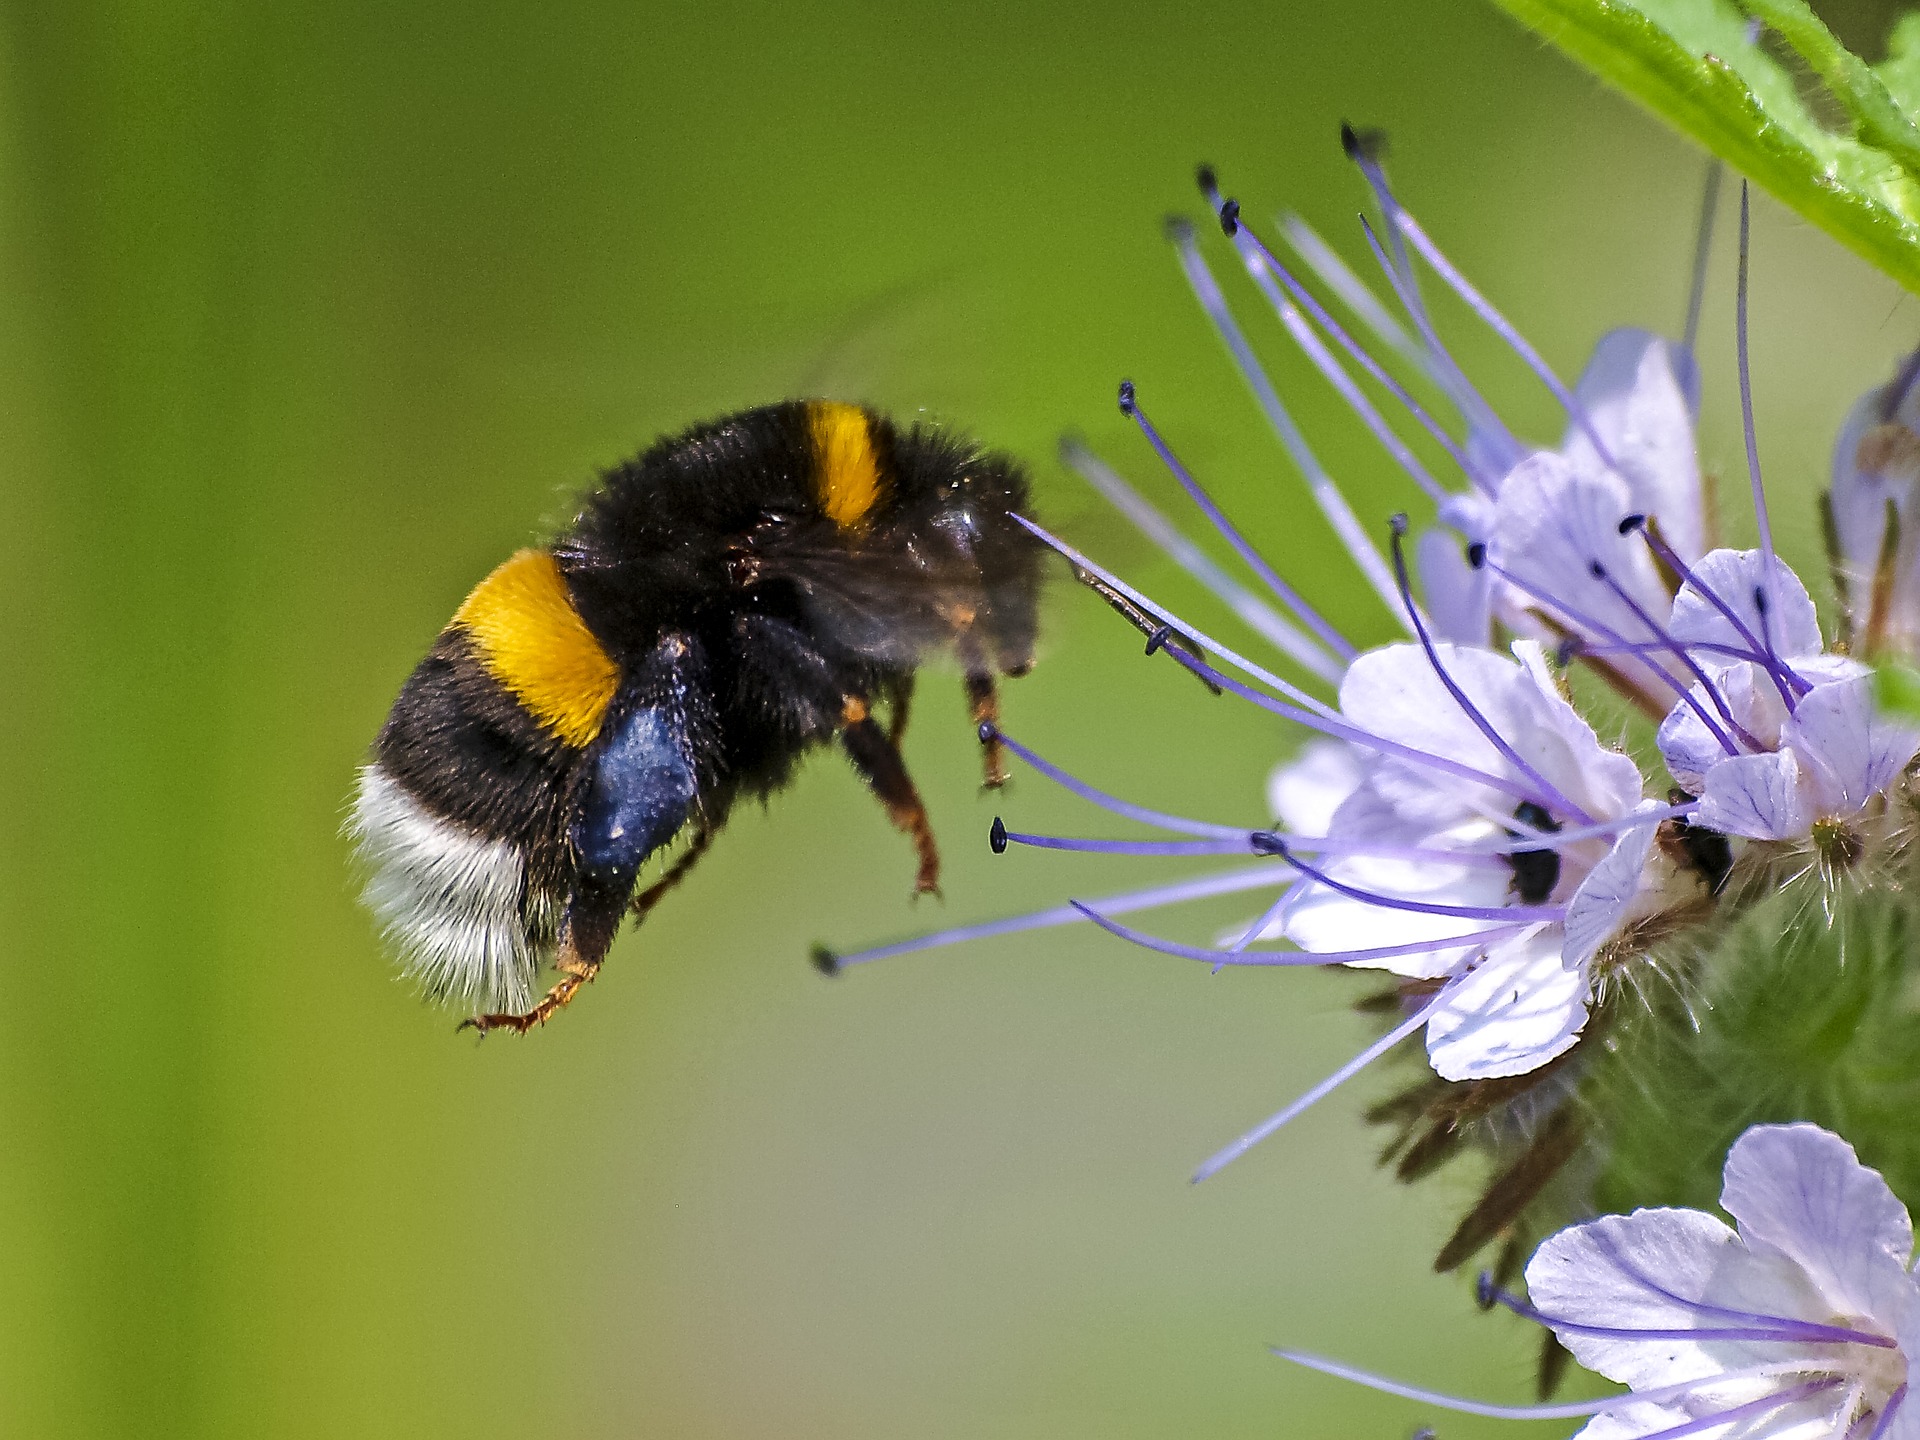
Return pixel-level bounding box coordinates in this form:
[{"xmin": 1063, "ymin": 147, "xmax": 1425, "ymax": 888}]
[{"xmin": 350, "ymin": 548, "xmax": 623, "ymax": 1010}]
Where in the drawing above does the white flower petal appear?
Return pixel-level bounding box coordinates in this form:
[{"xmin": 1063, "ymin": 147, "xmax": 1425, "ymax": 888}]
[
  {"xmin": 1782, "ymin": 674, "xmax": 1920, "ymax": 821},
  {"xmin": 1667, "ymin": 549, "xmax": 1823, "ymax": 662},
  {"xmin": 1416, "ymin": 523, "xmax": 1492, "ymax": 646},
  {"xmin": 1425, "ymin": 926, "xmax": 1589, "ymax": 1080},
  {"xmin": 1489, "ymin": 455, "xmax": 1674, "ymax": 677},
  {"xmin": 1561, "ymin": 328, "xmax": 1705, "ymax": 563},
  {"xmin": 1721, "ymin": 1123, "xmax": 1916, "ymax": 1330},
  {"xmin": 1562, "ymin": 810, "xmax": 1662, "ymax": 970},
  {"xmin": 1696, "ymin": 750, "xmax": 1809, "ymax": 841},
  {"xmin": 1526, "ymin": 1206, "xmax": 1832, "ymax": 1395},
  {"xmin": 1266, "ymin": 738, "xmax": 1364, "ymax": 836},
  {"xmin": 1656, "ymin": 682, "xmax": 1732, "ymax": 793}
]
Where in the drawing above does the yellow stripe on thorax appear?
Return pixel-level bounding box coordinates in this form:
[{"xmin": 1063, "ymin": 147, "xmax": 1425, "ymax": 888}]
[
  {"xmin": 808, "ymin": 401, "xmax": 884, "ymax": 532},
  {"xmin": 452, "ymin": 549, "xmax": 619, "ymax": 748}
]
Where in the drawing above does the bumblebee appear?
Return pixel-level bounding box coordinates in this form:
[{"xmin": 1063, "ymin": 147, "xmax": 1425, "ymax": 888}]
[{"xmin": 349, "ymin": 400, "xmax": 1043, "ymax": 1033}]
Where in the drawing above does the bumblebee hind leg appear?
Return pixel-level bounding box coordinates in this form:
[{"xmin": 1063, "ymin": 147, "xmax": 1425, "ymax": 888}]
[{"xmin": 840, "ymin": 695, "xmax": 941, "ymax": 897}]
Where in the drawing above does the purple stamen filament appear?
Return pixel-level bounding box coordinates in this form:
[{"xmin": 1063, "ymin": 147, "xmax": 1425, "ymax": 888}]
[
  {"xmin": 1224, "ymin": 205, "xmax": 1473, "ymax": 477},
  {"xmin": 1482, "ymin": 1278, "xmax": 1895, "ymax": 1350},
  {"xmin": 1270, "ymin": 1347, "xmax": 1841, "ymax": 1423},
  {"xmin": 1122, "ymin": 385, "xmax": 1357, "ymax": 663},
  {"xmin": 1072, "ymin": 902, "xmax": 1519, "ymax": 968},
  {"xmin": 1269, "ymin": 841, "xmax": 1566, "ymax": 923},
  {"xmin": 1392, "ymin": 517, "xmax": 1599, "ymax": 826},
  {"xmin": 1587, "ymin": 558, "xmax": 1750, "ymax": 754},
  {"xmin": 1166, "ymin": 222, "xmax": 1407, "ymax": 622},
  {"xmin": 823, "ymin": 863, "xmax": 1289, "ymax": 970},
  {"xmin": 989, "ymin": 725, "xmax": 1247, "ymax": 839},
  {"xmin": 1629, "ymin": 520, "xmax": 1810, "ymax": 700}
]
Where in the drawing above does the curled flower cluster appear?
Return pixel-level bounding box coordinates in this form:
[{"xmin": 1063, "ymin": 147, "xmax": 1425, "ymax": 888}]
[{"xmin": 819, "ymin": 133, "xmax": 1920, "ymax": 1435}]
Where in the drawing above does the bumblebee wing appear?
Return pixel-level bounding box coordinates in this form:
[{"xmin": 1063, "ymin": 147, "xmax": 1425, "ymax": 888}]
[{"xmin": 749, "ymin": 527, "xmax": 1043, "ymax": 669}]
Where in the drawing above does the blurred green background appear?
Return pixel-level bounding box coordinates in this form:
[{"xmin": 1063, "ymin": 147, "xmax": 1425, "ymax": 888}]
[{"xmin": 2, "ymin": 1, "xmax": 1915, "ymax": 1435}]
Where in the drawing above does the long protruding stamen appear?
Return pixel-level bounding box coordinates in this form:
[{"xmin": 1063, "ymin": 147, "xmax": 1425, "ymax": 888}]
[
  {"xmin": 1269, "ymin": 840, "xmax": 1566, "ymax": 923},
  {"xmin": 1392, "ymin": 517, "xmax": 1600, "ymax": 825},
  {"xmin": 1118, "ymin": 381, "xmax": 1356, "ymax": 669},
  {"xmin": 1270, "ymin": 1349, "xmax": 1834, "ymax": 1422},
  {"xmin": 994, "ymin": 825, "xmax": 1260, "ymax": 858},
  {"xmin": 1681, "ymin": 159, "xmax": 1723, "ymax": 368},
  {"xmin": 1606, "ymin": 1382, "xmax": 1844, "ymax": 1440},
  {"xmin": 1736, "ymin": 182, "xmax": 1786, "ymax": 654},
  {"xmin": 1279, "ymin": 211, "xmax": 1430, "ymax": 377},
  {"xmin": 1062, "ymin": 436, "xmax": 1354, "ymax": 674},
  {"xmin": 1223, "ymin": 216, "xmax": 1456, "ymax": 504},
  {"xmin": 1353, "ymin": 145, "xmax": 1620, "ymax": 471},
  {"xmin": 1192, "ymin": 983, "xmax": 1454, "ymax": 1181},
  {"xmin": 816, "ymin": 863, "xmax": 1290, "ymax": 971},
  {"xmin": 1167, "ymin": 215, "xmax": 1406, "ymax": 622},
  {"xmin": 987, "ymin": 724, "xmax": 1247, "ymax": 839},
  {"xmin": 1480, "ymin": 1276, "xmax": 1896, "ymax": 1349},
  {"xmin": 1356, "ymin": 212, "xmax": 1523, "ymax": 476},
  {"xmin": 1585, "ymin": 557, "xmax": 1747, "ymax": 754},
  {"xmin": 1196, "ymin": 177, "xmax": 1470, "ymax": 487},
  {"xmin": 1010, "ymin": 514, "xmax": 1340, "ymax": 718},
  {"xmin": 1474, "ymin": 550, "xmax": 1691, "ymax": 720},
  {"xmin": 1628, "ymin": 519, "xmax": 1811, "ymax": 698},
  {"xmin": 1074, "ymin": 902, "xmax": 1519, "ymax": 968}
]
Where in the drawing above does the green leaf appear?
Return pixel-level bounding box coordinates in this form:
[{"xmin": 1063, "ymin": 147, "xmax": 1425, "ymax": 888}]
[
  {"xmin": 1876, "ymin": 659, "xmax": 1920, "ymax": 721},
  {"xmin": 1485, "ymin": 0, "xmax": 1920, "ymax": 293}
]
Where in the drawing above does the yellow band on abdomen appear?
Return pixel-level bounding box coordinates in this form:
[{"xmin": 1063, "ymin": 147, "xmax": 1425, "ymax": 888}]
[{"xmin": 452, "ymin": 549, "xmax": 619, "ymax": 748}]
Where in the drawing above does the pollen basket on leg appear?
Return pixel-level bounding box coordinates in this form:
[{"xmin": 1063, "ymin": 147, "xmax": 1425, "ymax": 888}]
[
  {"xmin": 346, "ymin": 764, "xmax": 555, "ymax": 1013},
  {"xmin": 451, "ymin": 548, "xmax": 619, "ymax": 747},
  {"xmin": 808, "ymin": 400, "xmax": 886, "ymax": 532}
]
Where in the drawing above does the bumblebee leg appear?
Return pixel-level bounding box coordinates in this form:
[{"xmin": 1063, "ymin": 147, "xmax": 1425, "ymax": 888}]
[
  {"xmin": 953, "ymin": 630, "xmax": 1008, "ymax": 788},
  {"xmin": 630, "ymin": 824, "xmax": 714, "ymax": 922},
  {"xmin": 840, "ymin": 695, "xmax": 940, "ymax": 896},
  {"xmin": 964, "ymin": 670, "xmax": 1007, "ymax": 788},
  {"xmin": 884, "ymin": 673, "xmax": 916, "ymax": 751},
  {"xmin": 457, "ymin": 936, "xmax": 602, "ymax": 1036}
]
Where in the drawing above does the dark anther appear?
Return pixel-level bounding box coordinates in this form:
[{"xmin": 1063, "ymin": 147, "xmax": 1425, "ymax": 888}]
[
  {"xmin": 1466, "ymin": 541, "xmax": 1487, "ymax": 569},
  {"xmin": 1475, "ymin": 1271, "xmax": 1498, "ymax": 1311},
  {"xmin": 1163, "ymin": 214, "xmax": 1195, "ymax": 244},
  {"xmin": 989, "ymin": 817, "xmax": 1009, "ymax": 854},
  {"xmin": 1619, "ymin": 513, "xmax": 1647, "ymax": 534},
  {"xmin": 1218, "ymin": 198, "xmax": 1240, "ymax": 236},
  {"xmin": 1249, "ymin": 831, "xmax": 1287, "ymax": 856},
  {"xmin": 808, "ymin": 944, "xmax": 841, "ymax": 978},
  {"xmin": 1195, "ymin": 163, "xmax": 1219, "ymax": 199},
  {"xmin": 977, "ymin": 720, "xmax": 998, "ymax": 744},
  {"xmin": 1507, "ymin": 801, "xmax": 1562, "ymax": 904},
  {"xmin": 1588, "ymin": 560, "xmax": 1608, "ymax": 580},
  {"xmin": 1389, "ymin": 511, "xmax": 1410, "ymax": 537},
  {"xmin": 1118, "ymin": 378, "xmax": 1137, "ymax": 415},
  {"xmin": 1753, "ymin": 585, "xmax": 1770, "ymax": 615},
  {"xmin": 1339, "ymin": 123, "xmax": 1388, "ymax": 163},
  {"xmin": 1556, "ymin": 637, "xmax": 1582, "ymax": 667},
  {"xmin": 1144, "ymin": 624, "xmax": 1173, "ymax": 656}
]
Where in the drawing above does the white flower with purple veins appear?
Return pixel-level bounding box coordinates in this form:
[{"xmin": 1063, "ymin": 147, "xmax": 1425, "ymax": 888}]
[
  {"xmin": 820, "ymin": 143, "xmax": 1732, "ymax": 1180},
  {"xmin": 1281, "ymin": 633, "xmax": 1659, "ymax": 1085},
  {"xmin": 1830, "ymin": 351, "xmax": 1920, "ymax": 659},
  {"xmin": 1277, "ymin": 1123, "xmax": 1920, "ymax": 1439},
  {"xmin": 1654, "ymin": 548, "xmax": 1920, "ymax": 843}
]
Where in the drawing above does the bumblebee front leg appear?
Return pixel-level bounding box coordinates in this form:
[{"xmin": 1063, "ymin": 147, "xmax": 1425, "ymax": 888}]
[
  {"xmin": 955, "ymin": 631, "xmax": 1008, "ymax": 788},
  {"xmin": 840, "ymin": 695, "xmax": 941, "ymax": 896}
]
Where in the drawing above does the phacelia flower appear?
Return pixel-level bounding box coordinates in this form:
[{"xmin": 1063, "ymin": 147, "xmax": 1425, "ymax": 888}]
[
  {"xmin": 1276, "ymin": 1122, "xmax": 1920, "ymax": 1440},
  {"xmin": 818, "ymin": 133, "xmax": 1920, "ymax": 1271},
  {"xmin": 1830, "ymin": 350, "xmax": 1920, "ymax": 661}
]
